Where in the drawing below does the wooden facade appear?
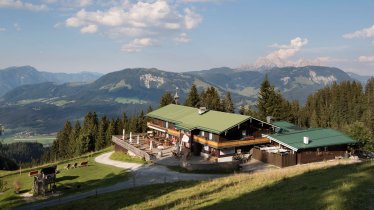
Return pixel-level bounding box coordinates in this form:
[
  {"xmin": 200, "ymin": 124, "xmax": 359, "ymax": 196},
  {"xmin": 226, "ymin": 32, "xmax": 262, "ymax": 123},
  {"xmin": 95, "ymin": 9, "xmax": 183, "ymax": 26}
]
[
  {"xmin": 296, "ymin": 145, "xmax": 348, "ymax": 164},
  {"xmin": 253, "ymin": 147, "xmax": 297, "ymax": 168},
  {"xmin": 147, "ymin": 116, "xmax": 274, "ymax": 162}
]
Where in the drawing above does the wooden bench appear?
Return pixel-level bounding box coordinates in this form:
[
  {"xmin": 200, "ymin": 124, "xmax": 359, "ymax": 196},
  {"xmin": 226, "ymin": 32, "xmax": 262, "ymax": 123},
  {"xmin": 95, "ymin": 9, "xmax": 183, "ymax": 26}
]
[
  {"xmin": 80, "ymin": 161, "xmax": 88, "ymax": 167},
  {"xmin": 29, "ymin": 170, "xmax": 39, "ymax": 176}
]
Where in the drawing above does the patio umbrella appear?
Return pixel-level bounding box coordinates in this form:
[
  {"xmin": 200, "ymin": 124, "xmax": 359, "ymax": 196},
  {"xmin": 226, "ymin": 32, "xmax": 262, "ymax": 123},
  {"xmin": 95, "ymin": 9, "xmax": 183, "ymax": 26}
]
[
  {"xmin": 137, "ymin": 135, "xmax": 140, "ymax": 144},
  {"xmin": 129, "ymin": 132, "xmax": 133, "ymax": 143},
  {"xmin": 122, "ymin": 129, "xmax": 125, "ymax": 140}
]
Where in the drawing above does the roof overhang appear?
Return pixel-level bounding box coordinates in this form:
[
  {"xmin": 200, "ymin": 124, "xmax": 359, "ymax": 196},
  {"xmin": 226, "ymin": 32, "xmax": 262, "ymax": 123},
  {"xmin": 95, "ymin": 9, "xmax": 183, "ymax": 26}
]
[{"xmin": 262, "ymin": 134, "xmax": 299, "ymax": 152}]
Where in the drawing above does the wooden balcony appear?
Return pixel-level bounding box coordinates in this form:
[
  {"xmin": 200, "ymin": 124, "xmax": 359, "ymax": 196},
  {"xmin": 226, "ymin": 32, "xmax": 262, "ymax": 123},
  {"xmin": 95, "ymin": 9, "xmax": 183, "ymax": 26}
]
[
  {"xmin": 167, "ymin": 129, "xmax": 180, "ymax": 137},
  {"xmin": 147, "ymin": 122, "xmax": 167, "ymax": 132},
  {"xmin": 193, "ymin": 135, "xmax": 270, "ymax": 149}
]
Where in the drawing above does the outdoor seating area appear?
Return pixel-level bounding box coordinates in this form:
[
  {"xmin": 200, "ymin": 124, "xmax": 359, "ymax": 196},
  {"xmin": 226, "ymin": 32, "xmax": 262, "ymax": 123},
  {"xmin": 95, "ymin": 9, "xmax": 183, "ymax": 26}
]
[{"xmin": 65, "ymin": 161, "xmax": 89, "ymax": 169}]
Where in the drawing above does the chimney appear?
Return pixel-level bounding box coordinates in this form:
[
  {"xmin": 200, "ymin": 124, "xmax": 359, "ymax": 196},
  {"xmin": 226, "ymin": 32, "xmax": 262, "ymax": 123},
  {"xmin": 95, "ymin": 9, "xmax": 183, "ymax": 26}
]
[
  {"xmin": 303, "ymin": 136, "xmax": 309, "ymax": 144},
  {"xmin": 198, "ymin": 107, "xmax": 207, "ymax": 115},
  {"xmin": 266, "ymin": 116, "xmax": 273, "ymax": 124}
]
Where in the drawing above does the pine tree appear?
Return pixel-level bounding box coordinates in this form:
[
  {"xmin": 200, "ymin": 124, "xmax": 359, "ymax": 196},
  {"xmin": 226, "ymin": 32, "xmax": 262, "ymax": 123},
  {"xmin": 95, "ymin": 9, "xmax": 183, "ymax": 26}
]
[
  {"xmin": 184, "ymin": 84, "xmax": 200, "ymax": 107},
  {"xmin": 160, "ymin": 91, "xmax": 174, "ymax": 107},
  {"xmin": 222, "ymin": 92, "xmax": 234, "ymax": 113},
  {"xmin": 106, "ymin": 119, "xmax": 115, "ymax": 146},
  {"xmin": 201, "ymin": 86, "xmax": 222, "ymax": 111},
  {"xmin": 69, "ymin": 121, "xmax": 81, "ymax": 157},
  {"xmin": 58, "ymin": 121, "xmax": 72, "ymax": 158},
  {"xmin": 257, "ymin": 75, "xmax": 273, "ymax": 120},
  {"xmin": 96, "ymin": 116, "xmax": 108, "ymax": 151},
  {"xmin": 239, "ymin": 105, "xmax": 245, "ymax": 115}
]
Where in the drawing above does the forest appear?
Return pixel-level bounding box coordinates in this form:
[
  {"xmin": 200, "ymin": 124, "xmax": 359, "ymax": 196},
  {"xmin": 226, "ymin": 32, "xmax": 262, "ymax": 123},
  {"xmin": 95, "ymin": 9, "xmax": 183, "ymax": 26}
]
[{"xmin": 1, "ymin": 76, "xmax": 373, "ymax": 169}]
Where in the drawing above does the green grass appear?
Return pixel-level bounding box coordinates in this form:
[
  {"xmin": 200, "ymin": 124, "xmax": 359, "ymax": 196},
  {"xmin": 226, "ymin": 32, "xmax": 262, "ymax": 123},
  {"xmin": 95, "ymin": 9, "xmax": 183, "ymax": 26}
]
[
  {"xmin": 48, "ymin": 160, "xmax": 374, "ymax": 210},
  {"xmin": 0, "ymin": 135, "xmax": 56, "ymax": 146},
  {"xmin": 0, "ymin": 147, "xmax": 129, "ymax": 209},
  {"xmin": 110, "ymin": 152, "xmax": 148, "ymax": 164},
  {"xmin": 166, "ymin": 165, "xmax": 236, "ymax": 174},
  {"xmin": 114, "ymin": 97, "xmax": 147, "ymax": 105}
]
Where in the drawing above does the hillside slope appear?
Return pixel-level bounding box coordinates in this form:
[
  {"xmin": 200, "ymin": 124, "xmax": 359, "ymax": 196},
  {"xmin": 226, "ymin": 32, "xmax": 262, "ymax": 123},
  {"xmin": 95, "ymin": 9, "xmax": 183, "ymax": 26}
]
[
  {"xmin": 0, "ymin": 66, "xmax": 101, "ymax": 96},
  {"xmin": 46, "ymin": 161, "xmax": 373, "ymax": 210}
]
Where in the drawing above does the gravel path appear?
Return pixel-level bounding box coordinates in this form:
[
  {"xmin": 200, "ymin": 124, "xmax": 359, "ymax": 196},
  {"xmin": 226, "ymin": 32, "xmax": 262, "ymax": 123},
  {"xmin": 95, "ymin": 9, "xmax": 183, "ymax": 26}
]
[{"xmin": 15, "ymin": 152, "xmax": 223, "ymax": 210}]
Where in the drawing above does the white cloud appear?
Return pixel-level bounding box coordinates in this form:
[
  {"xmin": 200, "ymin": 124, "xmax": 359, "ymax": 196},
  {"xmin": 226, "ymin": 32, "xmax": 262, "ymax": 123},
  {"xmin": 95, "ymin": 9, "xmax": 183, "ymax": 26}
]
[
  {"xmin": 64, "ymin": 0, "xmax": 203, "ymax": 52},
  {"xmin": 80, "ymin": 24, "xmax": 97, "ymax": 34},
  {"xmin": 0, "ymin": 27, "xmax": 6, "ymax": 32},
  {"xmin": 175, "ymin": 32, "xmax": 190, "ymax": 43},
  {"xmin": 0, "ymin": 0, "xmax": 48, "ymax": 11},
  {"xmin": 184, "ymin": 8, "xmax": 202, "ymax": 29},
  {"xmin": 255, "ymin": 37, "xmax": 308, "ymax": 67},
  {"xmin": 358, "ymin": 55, "xmax": 374, "ymax": 63},
  {"xmin": 343, "ymin": 25, "xmax": 374, "ymax": 39},
  {"xmin": 121, "ymin": 38, "xmax": 153, "ymax": 52}
]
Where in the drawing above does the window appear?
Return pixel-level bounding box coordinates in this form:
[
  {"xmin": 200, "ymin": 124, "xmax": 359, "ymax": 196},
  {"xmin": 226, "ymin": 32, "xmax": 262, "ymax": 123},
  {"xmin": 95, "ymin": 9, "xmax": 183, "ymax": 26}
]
[
  {"xmin": 165, "ymin": 121, "xmax": 169, "ymax": 128},
  {"xmin": 201, "ymin": 131, "xmax": 205, "ymax": 136},
  {"xmin": 242, "ymin": 130, "xmax": 246, "ymax": 136},
  {"xmin": 209, "ymin": 133, "xmax": 213, "ymax": 140}
]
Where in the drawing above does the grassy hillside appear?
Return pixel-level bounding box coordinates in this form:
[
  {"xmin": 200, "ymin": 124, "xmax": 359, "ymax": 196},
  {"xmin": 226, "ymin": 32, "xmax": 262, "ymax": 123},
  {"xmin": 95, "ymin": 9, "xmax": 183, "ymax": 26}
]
[
  {"xmin": 0, "ymin": 147, "xmax": 128, "ymax": 209},
  {"xmin": 0, "ymin": 135, "xmax": 56, "ymax": 146},
  {"xmin": 50, "ymin": 160, "xmax": 373, "ymax": 210}
]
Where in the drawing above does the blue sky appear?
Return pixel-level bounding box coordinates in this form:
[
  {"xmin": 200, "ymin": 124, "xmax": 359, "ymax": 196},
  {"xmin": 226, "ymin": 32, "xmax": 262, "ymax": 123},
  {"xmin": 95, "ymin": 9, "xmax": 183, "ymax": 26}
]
[{"xmin": 0, "ymin": 0, "xmax": 373, "ymax": 75}]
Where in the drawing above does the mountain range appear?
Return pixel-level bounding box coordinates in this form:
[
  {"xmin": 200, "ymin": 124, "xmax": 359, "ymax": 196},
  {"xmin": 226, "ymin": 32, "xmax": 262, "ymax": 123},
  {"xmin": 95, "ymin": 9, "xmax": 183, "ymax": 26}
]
[
  {"xmin": 0, "ymin": 65, "xmax": 371, "ymax": 134},
  {"xmin": 0, "ymin": 66, "xmax": 102, "ymax": 96}
]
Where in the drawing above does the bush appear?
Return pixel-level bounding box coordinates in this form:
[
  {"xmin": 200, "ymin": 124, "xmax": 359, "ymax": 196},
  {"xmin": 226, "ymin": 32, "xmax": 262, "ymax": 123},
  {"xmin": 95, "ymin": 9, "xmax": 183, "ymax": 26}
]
[{"xmin": 0, "ymin": 179, "xmax": 7, "ymax": 192}]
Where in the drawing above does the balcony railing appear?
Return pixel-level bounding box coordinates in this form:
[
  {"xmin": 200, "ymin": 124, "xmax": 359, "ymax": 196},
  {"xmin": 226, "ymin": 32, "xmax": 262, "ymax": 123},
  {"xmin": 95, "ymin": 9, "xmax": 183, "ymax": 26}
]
[{"xmin": 193, "ymin": 135, "xmax": 270, "ymax": 149}]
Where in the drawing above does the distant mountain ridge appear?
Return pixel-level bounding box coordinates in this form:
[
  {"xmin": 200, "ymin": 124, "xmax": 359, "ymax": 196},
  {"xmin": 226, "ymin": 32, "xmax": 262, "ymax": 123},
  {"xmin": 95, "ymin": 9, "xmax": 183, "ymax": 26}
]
[
  {"xmin": 0, "ymin": 66, "xmax": 102, "ymax": 96},
  {"xmin": 0, "ymin": 65, "xmax": 366, "ymax": 134}
]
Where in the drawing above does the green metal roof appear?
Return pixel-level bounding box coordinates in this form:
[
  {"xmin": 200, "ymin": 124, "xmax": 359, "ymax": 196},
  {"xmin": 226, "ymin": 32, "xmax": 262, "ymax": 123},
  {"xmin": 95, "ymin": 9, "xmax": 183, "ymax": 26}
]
[
  {"xmin": 272, "ymin": 121, "xmax": 305, "ymax": 133},
  {"xmin": 147, "ymin": 104, "xmax": 251, "ymax": 134},
  {"xmin": 265, "ymin": 128, "xmax": 356, "ymax": 151}
]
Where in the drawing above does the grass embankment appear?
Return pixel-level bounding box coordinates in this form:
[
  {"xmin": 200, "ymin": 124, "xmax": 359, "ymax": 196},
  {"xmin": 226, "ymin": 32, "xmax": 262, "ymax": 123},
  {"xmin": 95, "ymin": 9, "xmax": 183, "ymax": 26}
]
[
  {"xmin": 166, "ymin": 165, "xmax": 236, "ymax": 174},
  {"xmin": 50, "ymin": 160, "xmax": 373, "ymax": 210},
  {"xmin": 110, "ymin": 152, "xmax": 148, "ymax": 164},
  {"xmin": 0, "ymin": 147, "xmax": 128, "ymax": 209}
]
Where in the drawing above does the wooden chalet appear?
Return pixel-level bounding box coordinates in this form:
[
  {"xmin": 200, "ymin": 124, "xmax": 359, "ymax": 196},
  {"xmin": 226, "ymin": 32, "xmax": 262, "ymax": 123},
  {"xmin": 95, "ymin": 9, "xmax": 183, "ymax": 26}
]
[
  {"xmin": 256, "ymin": 121, "xmax": 357, "ymax": 167},
  {"xmin": 146, "ymin": 104, "xmax": 277, "ymax": 162}
]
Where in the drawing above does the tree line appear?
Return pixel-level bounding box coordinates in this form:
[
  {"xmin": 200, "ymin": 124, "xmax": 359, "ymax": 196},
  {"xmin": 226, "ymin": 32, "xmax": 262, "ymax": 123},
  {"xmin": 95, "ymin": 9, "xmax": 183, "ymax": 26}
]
[{"xmin": 45, "ymin": 111, "xmax": 150, "ymax": 162}]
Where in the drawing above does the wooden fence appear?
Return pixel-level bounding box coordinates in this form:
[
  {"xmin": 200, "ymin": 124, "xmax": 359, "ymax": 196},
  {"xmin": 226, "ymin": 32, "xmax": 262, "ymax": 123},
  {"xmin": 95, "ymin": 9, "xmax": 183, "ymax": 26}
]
[
  {"xmin": 112, "ymin": 136, "xmax": 152, "ymax": 161},
  {"xmin": 252, "ymin": 148, "xmax": 297, "ymax": 168}
]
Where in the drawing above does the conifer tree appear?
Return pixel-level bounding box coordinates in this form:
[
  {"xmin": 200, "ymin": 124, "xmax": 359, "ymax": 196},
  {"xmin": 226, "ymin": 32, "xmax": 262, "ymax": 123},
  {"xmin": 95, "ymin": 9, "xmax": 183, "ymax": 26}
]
[
  {"xmin": 201, "ymin": 86, "xmax": 222, "ymax": 111},
  {"xmin": 222, "ymin": 92, "xmax": 234, "ymax": 113},
  {"xmin": 56, "ymin": 121, "xmax": 72, "ymax": 159},
  {"xmin": 160, "ymin": 91, "xmax": 174, "ymax": 107},
  {"xmin": 184, "ymin": 84, "xmax": 200, "ymax": 107},
  {"xmin": 96, "ymin": 116, "xmax": 108, "ymax": 151},
  {"xmin": 257, "ymin": 75, "xmax": 273, "ymax": 120},
  {"xmin": 69, "ymin": 121, "xmax": 81, "ymax": 157},
  {"xmin": 106, "ymin": 120, "xmax": 115, "ymax": 146}
]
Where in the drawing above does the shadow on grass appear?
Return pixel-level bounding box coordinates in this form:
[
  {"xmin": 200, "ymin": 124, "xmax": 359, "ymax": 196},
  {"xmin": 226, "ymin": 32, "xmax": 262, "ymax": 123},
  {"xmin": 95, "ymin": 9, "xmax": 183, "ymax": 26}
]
[
  {"xmin": 46, "ymin": 181, "xmax": 202, "ymax": 210},
  {"xmin": 56, "ymin": 171, "xmax": 128, "ymax": 193},
  {"xmin": 56, "ymin": 175, "xmax": 79, "ymax": 182},
  {"xmin": 200, "ymin": 162, "xmax": 374, "ymax": 210}
]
